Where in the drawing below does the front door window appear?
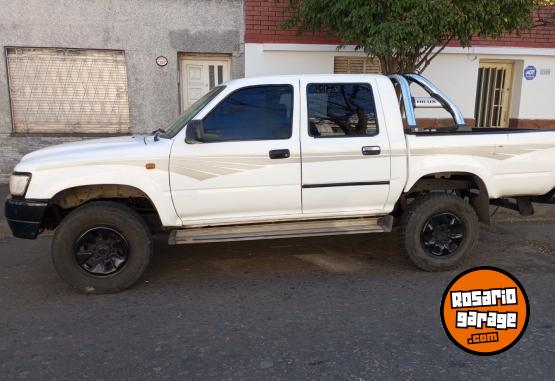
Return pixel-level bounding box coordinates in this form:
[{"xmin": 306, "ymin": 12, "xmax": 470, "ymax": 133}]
[{"xmin": 202, "ymin": 85, "xmax": 293, "ymax": 142}]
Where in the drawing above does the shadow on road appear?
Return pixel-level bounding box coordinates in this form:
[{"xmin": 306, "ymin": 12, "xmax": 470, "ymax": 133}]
[{"xmin": 144, "ymin": 232, "xmax": 412, "ymax": 287}]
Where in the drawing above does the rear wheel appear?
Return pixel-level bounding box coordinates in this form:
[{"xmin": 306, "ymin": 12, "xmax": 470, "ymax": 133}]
[
  {"xmin": 399, "ymin": 193, "xmax": 479, "ymax": 271},
  {"xmin": 51, "ymin": 201, "xmax": 152, "ymax": 293}
]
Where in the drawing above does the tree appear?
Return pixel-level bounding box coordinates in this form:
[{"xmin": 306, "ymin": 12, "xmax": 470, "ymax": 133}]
[{"xmin": 285, "ymin": 0, "xmax": 553, "ymax": 74}]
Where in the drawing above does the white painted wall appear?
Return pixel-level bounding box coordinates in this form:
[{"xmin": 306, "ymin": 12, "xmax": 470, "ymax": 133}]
[
  {"xmin": 418, "ymin": 54, "xmax": 479, "ymax": 120},
  {"xmin": 512, "ymin": 56, "xmax": 555, "ymax": 120},
  {"xmin": 421, "ymin": 52, "xmax": 555, "ymax": 120},
  {"xmin": 245, "ymin": 43, "xmax": 555, "ymax": 121},
  {"xmin": 245, "ymin": 44, "xmax": 335, "ymax": 75}
]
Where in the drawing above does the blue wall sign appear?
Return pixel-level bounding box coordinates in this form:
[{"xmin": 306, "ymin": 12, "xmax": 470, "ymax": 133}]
[{"xmin": 524, "ymin": 65, "xmax": 537, "ymax": 81}]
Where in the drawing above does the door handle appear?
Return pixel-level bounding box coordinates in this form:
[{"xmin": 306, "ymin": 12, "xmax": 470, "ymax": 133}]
[
  {"xmin": 269, "ymin": 149, "xmax": 290, "ymax": 159},
  {"xmin": 362, "ymin": 146, "xmax": 381, "ymax": 156}
]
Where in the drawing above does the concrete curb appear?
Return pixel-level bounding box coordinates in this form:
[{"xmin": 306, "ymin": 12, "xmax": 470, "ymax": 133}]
[{"xmin": 0, "ymin": 222, "xmax": 12, "ymax": 239}]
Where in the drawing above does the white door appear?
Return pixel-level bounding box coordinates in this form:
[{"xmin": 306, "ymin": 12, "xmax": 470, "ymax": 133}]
[
  {"xmin": 300, "ymin": 77, "xmax": 391, "ymax": 215},
  {"xmin": 170, "ymin": 80, "xmax": 302, "ymax": 225},
  {"xmin": 180, "ymin": 57, "xmax": 230, "ymax": 111}
]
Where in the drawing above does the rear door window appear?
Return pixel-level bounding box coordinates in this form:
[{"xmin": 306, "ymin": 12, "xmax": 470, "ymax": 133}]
[{"xmin": 307, "ymin": 83, "xmax": 378, "ymax": 137}]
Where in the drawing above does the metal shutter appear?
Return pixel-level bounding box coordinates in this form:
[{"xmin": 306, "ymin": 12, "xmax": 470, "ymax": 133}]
[
  {"xmin": 334, "ymin": 56, "xmax": 381, "ymax": 74},
  {"xmin": 7, "ymin": 48, "xmax": 130, "ymax": 134}
]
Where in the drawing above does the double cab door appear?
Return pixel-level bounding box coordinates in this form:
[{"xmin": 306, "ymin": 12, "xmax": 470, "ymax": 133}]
[
  {"xmin": 170, "ymin": 76, "xmax": 391, "ymax": 225},
  {"xmin": 170, "ymin": 79, "xmax": 302, "ymax": 225},
  {"xmin": 299, "ymin": 76, "xmax": 391, "ymax": 215}
]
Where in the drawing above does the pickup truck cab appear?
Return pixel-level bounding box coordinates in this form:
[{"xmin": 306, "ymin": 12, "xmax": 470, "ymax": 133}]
[{"xmin": 5, "ymin": 73, "xmax": 555, "ymax": 293}]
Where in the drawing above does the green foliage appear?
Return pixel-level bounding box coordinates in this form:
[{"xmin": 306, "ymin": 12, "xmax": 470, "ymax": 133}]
[{"xmin": 285, "ymin": 0, "xmax": 543, "ymax": 74}]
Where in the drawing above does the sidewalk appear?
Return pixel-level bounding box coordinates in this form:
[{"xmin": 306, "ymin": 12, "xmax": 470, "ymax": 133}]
[{"xmin": 0, "ymin": 185, "xmax": 553, "ymax": 238}]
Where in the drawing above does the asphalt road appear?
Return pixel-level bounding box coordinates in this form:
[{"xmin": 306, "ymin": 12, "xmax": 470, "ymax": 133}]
[{"xmin": 0, "ymin": 220, "xmax": 554, "ymax": 380}]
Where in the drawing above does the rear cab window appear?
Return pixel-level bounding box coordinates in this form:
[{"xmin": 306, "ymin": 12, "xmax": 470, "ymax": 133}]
[{"xmin": 307, "ymin": 83, "xmax": 379, "ymax": 137}]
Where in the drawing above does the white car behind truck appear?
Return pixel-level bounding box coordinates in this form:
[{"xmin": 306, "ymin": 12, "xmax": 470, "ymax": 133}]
[{"xmin": 5, "ymin": 74, "xmax": 555, "ymax": 293}]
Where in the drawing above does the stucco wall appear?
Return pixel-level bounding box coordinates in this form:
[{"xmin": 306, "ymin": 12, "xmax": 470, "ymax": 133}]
[{"xmin": 0, "ymin": 0, "xmax": 244, "ymax": 182}]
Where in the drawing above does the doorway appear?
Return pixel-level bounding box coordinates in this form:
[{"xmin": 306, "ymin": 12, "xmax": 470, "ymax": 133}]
[
  {"xmin": 474, "ymin": 61, "xmax": 514, "ymax": 128},
  {"xmin": 179, "ymin": 54, "xmax": 231, "ymax": 112}
]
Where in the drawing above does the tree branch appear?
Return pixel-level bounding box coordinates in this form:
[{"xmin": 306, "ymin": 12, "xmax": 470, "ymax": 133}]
[
  {"xmin": 414, "ymin": 45, "xmax": 436, "ymax": 69},
  {"xmin": 533, "ymin": 6, "xmax": 555, "ymax": 27},
  {"xmin": 416, "ymin": 36, "xmax": 453, "ymax": 73}
]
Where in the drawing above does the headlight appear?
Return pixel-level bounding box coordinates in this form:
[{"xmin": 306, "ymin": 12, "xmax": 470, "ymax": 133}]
[{"xmin": 9, "ymin": 172, "xmax": 32, "ymax": 197}]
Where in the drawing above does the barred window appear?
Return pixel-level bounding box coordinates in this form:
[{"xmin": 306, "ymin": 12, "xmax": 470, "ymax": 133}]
[{"xmin": 6, "ymin": 48, "xmax": 130, "ymax": 134}]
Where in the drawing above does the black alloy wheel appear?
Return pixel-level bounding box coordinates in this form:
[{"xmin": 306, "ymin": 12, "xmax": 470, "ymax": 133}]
[
  {"xmin": 74, "ymin": 227, "xmax": 130, "ymax": 275},
  {"xmin": 52, "ymin": 201, "xmax": 152, "ymax": 293},
  {"xmin": 420, "ymin": 212, "xmax": 465, "ymax": 257}
]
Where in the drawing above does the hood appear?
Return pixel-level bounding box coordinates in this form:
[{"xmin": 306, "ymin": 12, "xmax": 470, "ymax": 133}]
[{"xmin": 16, "ymin": 135, "xmax": 157, "ymax": 172}]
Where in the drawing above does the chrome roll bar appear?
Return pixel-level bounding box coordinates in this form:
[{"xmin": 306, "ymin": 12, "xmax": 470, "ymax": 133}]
[
  {"xmin": 389, "ymin": 75, "xmax": 417, "ymax": 128},
  {"xmin": 388, "ymin": 73, "xmax": 467, "ymax": 131}
]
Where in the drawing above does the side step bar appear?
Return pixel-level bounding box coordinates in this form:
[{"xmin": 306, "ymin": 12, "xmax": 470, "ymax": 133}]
[{"xmin": 169, "ymin": 216, "xmax": 393, "ymax": 245}]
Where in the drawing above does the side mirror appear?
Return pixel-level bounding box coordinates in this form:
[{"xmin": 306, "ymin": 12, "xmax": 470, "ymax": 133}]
[{"xmin": 185, "ymin": 120, "xmax": 205, "ymax": 143}]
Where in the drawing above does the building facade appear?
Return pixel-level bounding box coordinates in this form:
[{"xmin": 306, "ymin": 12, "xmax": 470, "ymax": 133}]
[
  {"xmin": 244, "ymin": 1, "xmax": 555, "ymax": 129},
  {"xmin": 0, "ymin": 0, "xmax": 244, "ymax": 182}
]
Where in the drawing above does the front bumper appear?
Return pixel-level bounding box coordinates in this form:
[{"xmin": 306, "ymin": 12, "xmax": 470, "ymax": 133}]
[{"xmin": 4, "ymin": 197, "xmax": 49, "ymax": 239}]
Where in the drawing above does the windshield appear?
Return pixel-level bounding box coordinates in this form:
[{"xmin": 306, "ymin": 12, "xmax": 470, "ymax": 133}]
[{"xmin": 164, "ymin": 86, "xmax": 226, "ymax": 138}]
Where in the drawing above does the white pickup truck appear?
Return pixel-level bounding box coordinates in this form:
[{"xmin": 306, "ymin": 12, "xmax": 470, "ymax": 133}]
[{"xmin": 5, "ymin": 74, "xmax": 555, "ymax": 293}]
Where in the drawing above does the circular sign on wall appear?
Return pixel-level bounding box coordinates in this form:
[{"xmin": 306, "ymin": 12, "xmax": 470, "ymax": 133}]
[
  {"xmin": 524, "ymin": 65, "xmax": 537, "ymax": 80},
  {"xmin": 156, "ymin": 56, "xmax": 168, "ymax": 67},
  {"xmin": 440, "ymin": 266, "xmax": 529, "ymax": 356}
]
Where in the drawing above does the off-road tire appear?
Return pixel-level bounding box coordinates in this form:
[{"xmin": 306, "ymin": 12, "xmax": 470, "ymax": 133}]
[
  {"xmin": 399, "ymin": 193, "xmax": 479, "ymax": 271},
  {"xmin": 51, "ymin": 201, "xmax": 152, "ymax": 294}
]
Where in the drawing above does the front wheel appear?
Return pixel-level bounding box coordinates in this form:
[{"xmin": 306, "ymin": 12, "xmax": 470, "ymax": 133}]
[
  {"xmin": 51, "ymin": 201, "xmax": 153, "ymax": 293},
  {"xmin": 398, "ymin": 194, "xmax": 479, "ymax": 271}
]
